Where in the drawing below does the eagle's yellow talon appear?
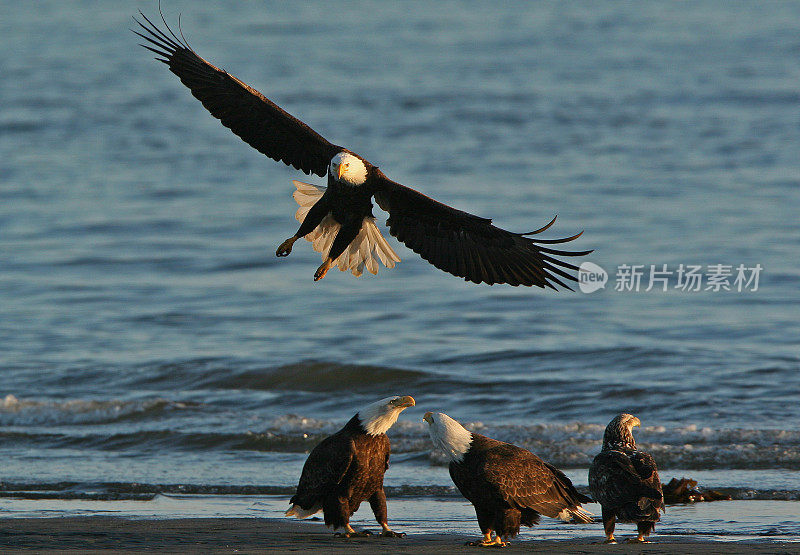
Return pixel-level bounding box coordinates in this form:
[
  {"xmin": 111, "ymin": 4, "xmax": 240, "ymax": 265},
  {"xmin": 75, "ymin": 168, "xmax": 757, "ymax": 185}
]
[
  {"xmin": 276, "ymin": 237, "xmax": 297, "ymax": 257},
  {"xmin": 335, "ymin": 530, "xmax": 371, "ymax": 538},
  {"xmin": 314, "ymin": 259, "xmax": 333, "ymax": 281},
  {"xmin": 381, "ymin": 530, "xmax": 405, "ymax": 538},
  {"xmin": 467, "ymin": 534, "xmax": 506, "ymax": 547}
]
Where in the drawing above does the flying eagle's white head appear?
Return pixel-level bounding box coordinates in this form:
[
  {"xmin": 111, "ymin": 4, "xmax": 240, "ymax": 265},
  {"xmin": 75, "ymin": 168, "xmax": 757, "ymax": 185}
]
[
  {"xmin": 357, "ymin": 395, "xmax": 415, "ymax": 436},
  {"xmin": 602, "ymin": 413, "xmax": 641, "ymax": 451},
  {"xmin": 330, "ymin": 152, "xmax": 368, "ymax": 187},
  {"xmin": 423, "ymin": 411, "xmax": 473, "ymax": 463}
]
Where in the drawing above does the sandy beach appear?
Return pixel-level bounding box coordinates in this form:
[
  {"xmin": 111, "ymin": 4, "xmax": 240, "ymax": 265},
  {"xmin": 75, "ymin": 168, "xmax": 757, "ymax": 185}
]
[{"xmin": 0, "ymin": 517, "xmax": 796, "ymax": 554}]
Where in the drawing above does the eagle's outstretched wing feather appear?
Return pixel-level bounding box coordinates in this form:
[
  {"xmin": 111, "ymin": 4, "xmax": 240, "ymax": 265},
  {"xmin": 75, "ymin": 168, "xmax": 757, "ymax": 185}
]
[
  {"xmin": 373, "ymin": 172, "xmax": 591, "ymax": 289},
  {"xmin": 133, "ymin": 11, "xmax": 341, "ymax": 177}
]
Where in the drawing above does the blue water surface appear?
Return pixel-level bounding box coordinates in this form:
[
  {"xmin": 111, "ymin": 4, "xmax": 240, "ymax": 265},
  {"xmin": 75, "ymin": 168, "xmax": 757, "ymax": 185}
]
[{"xmin": 1, "ymin": 2, "xmax": 799, "ymax": 532}]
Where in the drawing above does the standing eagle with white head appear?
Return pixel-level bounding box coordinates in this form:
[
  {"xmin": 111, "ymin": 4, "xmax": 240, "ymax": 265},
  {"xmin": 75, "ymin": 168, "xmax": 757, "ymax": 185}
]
[
  {"xmin": 286, "ymin": 395, "xmax": 415, "ymax": 537},
  {"xmin": 588, "ymin": 413, "xmax": 664, "ymax": 543},
  {"xmin": 133, "ymin": 11, "xmax": 591, "ymax": 288},
  {"xmin": 424, "ymin": 412, "xmax": 592, "ymax": 547}
]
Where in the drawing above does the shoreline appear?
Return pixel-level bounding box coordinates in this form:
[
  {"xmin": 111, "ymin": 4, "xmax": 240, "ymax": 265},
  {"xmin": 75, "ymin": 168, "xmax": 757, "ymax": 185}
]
[{"xmin": 0, "ymin": 517, "xmax": 797, "ymax": 554}]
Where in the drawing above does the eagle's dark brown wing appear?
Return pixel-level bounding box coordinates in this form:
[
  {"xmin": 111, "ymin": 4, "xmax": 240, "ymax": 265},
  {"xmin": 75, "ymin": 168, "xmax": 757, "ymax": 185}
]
[
  {"xmin": 373, "ymin": 172, "xmax": 591, "ymax": 289},
  {"xmin": 290, "ymin": 432, "xmax": 355, "ymax": 509},
  {"xmin": 481, "ymin": 441, "xmax": 591, "ymax": 520},
  {"xmin": 588, "ymin": 449, "xmax": 664, "ymax": 515},
  {"xmin": 133, "ymin": 12, "xmax": 342, "ymax": 177}
]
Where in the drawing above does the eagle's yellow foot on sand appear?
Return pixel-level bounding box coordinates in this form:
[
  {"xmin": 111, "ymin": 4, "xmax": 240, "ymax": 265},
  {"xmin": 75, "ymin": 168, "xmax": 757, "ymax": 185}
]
[
  {"xmin": 624, "ymin": 537, "xmax": 650, "ymax": 543},
  {"xmin": 314, "ymin": 258, "xmax": 333, "ymax": 281},
  {"xmin": 334, "ymin": 530, "xmax": 373, "ymax": 538},
  {"xmin": 380, "ymin": 530, "xmax": 405, "ymax": 538},
  {"xmin": 380, "ymin": 523, "xmax": 405, "ymax": 537},
  {"xmin": 467, "ymin": 534, "xmax": 507, "ymax": 548},
  {"xmin": 276, "ymin": 237, "xmax": 297, "ymax": 257}
]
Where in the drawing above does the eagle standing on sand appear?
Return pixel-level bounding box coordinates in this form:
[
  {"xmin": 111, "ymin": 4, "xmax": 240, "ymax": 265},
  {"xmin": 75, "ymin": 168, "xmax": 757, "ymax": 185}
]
[
  {"xmin": 133, "ymin": 12, "xmax": 591, "ymax": 288},
  {"xmin": 589, "ymin": 413, "xmax": 664, "ymax": 543},
  {"xmin": 424, "ymin": 412, "xmax": 592, "ymax": 547},
  {"xmin": 286, "ymin": 396, "xmax": 415, "ymax": 537}
]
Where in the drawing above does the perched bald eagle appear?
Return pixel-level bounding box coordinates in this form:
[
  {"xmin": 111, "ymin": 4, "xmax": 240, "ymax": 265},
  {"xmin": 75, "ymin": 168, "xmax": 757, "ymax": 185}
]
[
  {"xmin": 286, "ymin": 395, "xmax": 415, "ymax": 537},
  {"xmin": 133, "ymin": 12, "xmax": 591, "ymax": 288},
  {"xmin": 588, "ymin": 414, "xmax": 664, "ymax": 544},
  {"xmin": 424, "ymin": 412, "xmax": 592, "ymax": 547}
]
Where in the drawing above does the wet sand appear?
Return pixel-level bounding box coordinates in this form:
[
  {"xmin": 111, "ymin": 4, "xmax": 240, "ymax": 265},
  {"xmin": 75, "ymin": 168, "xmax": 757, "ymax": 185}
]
[{"xmin": 0, "ymin": 517, "xmax": 796, "ymax": 554}]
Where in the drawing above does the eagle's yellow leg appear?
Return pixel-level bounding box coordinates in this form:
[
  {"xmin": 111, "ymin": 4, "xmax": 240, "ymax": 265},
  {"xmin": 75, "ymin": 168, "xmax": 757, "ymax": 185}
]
[
  {"xmin": 334, "ymin": 524, "xmax": 373, "ymax": 538},
  {"xmin": 603, "ymin": 534, "xmax": 617, "ymax": 544},
  {"xmin": 276, "ymin": 236, "xmax": 297, "ymax": 257},
  {"xmin": 467, "ymin": 532, "xmax": 507, "ymax": 548},
  {"xmin": 314, "ymin": 258, "xmax": 333, "ymax": 281},
  {"xmin": 380, "ymin": 523, "xmax": 405, "ymax": 537}
]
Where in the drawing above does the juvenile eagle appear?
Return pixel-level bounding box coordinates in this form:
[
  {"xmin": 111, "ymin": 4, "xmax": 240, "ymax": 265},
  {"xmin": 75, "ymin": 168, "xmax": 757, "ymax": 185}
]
[
  {"xmin": 133, "ymin": 12, "xmax": 591, "ymax": 287},
  {"xmin": 424, "ymin": 412, "xmax": 592, "ymax": 547},
  {"xmin": 286, "ymin": 395, "xmax": 415, "ymax": 537},
  {"xmin": 588, "ymin": 413, "xmax": 664, "ymax": 543}
]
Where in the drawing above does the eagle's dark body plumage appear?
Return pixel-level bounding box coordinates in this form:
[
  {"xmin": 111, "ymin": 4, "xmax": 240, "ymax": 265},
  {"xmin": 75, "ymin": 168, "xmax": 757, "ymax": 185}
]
[
  {"xmin": 450, "ymin": 433, "xmax": 592, "ymax": 540},
  {"xmin": 287, "ymin": 395, "xmax": 414, "ymax": 537},
  {"xmin": 425, "ymin": 412, "xmax": 591, "ymax": 546},
  {"xmin": 133, "ymin": 11, "xmax": 592, "ymax": 288},
  {"xmin": 293, "ymin": 170, "xmax": 380, "ymax": 263},
  {"xmin": 290, "ymin": 414, "xmax": 391, "ymax": 530},
  {"xmin": 589, "ymin": 414, "xmax": 664, "ymax": 543}
]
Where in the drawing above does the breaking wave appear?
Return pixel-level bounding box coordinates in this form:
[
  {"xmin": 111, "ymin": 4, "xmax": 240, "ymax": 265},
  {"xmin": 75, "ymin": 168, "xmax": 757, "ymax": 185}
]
[
  {"xmin": 415, "ymin": 420, "xmax": 800, "ymax": 470},
  {"xmin": 0, "ymin": 394, "xmax": 194, "ymax": 426},
  {"xmin": 1, "ymin": 392, "xmax": 799, "ymax": 470}
]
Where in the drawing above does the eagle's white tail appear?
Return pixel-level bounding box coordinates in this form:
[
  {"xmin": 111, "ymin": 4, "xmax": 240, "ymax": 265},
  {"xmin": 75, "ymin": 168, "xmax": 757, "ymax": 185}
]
[
  {"xmin": 285, "ymin": 503, "xmax": 321, "ymax": 519},
  {"xmin": 557, "ymin": 506, "xmax": 594, "ymax": 523},
  {"xmin": 292, "ymin": 180, "xmax": 401, "ymax": 277}
]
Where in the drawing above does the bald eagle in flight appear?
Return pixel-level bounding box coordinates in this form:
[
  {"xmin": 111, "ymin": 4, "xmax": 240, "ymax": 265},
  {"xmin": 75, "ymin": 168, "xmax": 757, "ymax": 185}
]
[
  {"xmin": 286, "ymin": 395, "xmax": 415, "ymax": 537},
  {"xmin": 588, "ymin": 414, "xmax": 664, "ymax": 544},
  {"xmin": 424, "ymin": 412, "xmax": 592, "ymax": 547},
  {"xmin": 133, "ymin": 12, "xmax": 591, "ymax": 288}
]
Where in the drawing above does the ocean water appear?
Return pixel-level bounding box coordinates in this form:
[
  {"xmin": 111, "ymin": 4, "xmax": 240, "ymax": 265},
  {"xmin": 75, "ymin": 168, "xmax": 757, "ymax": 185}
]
[{"xmin": 1, "ymin": 0, "xmax": 799, "ymax": 542}]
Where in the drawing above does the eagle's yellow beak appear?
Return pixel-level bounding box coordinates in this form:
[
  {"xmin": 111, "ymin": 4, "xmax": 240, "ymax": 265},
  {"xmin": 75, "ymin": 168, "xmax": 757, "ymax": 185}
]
[
  {"xmin": 423, "ymin": 411, "xmax": 433, "ymax": 424},
  {"xmin": 337, "ymin": 162, "xmax": 346, "ymax": 180},
  {"xmin": 392, "ymin": 395, "xmax": 415, "ymax": 409},
  {"xmin": 632, "ymin": 416, "xmax": 641, "ymax": 427}
]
